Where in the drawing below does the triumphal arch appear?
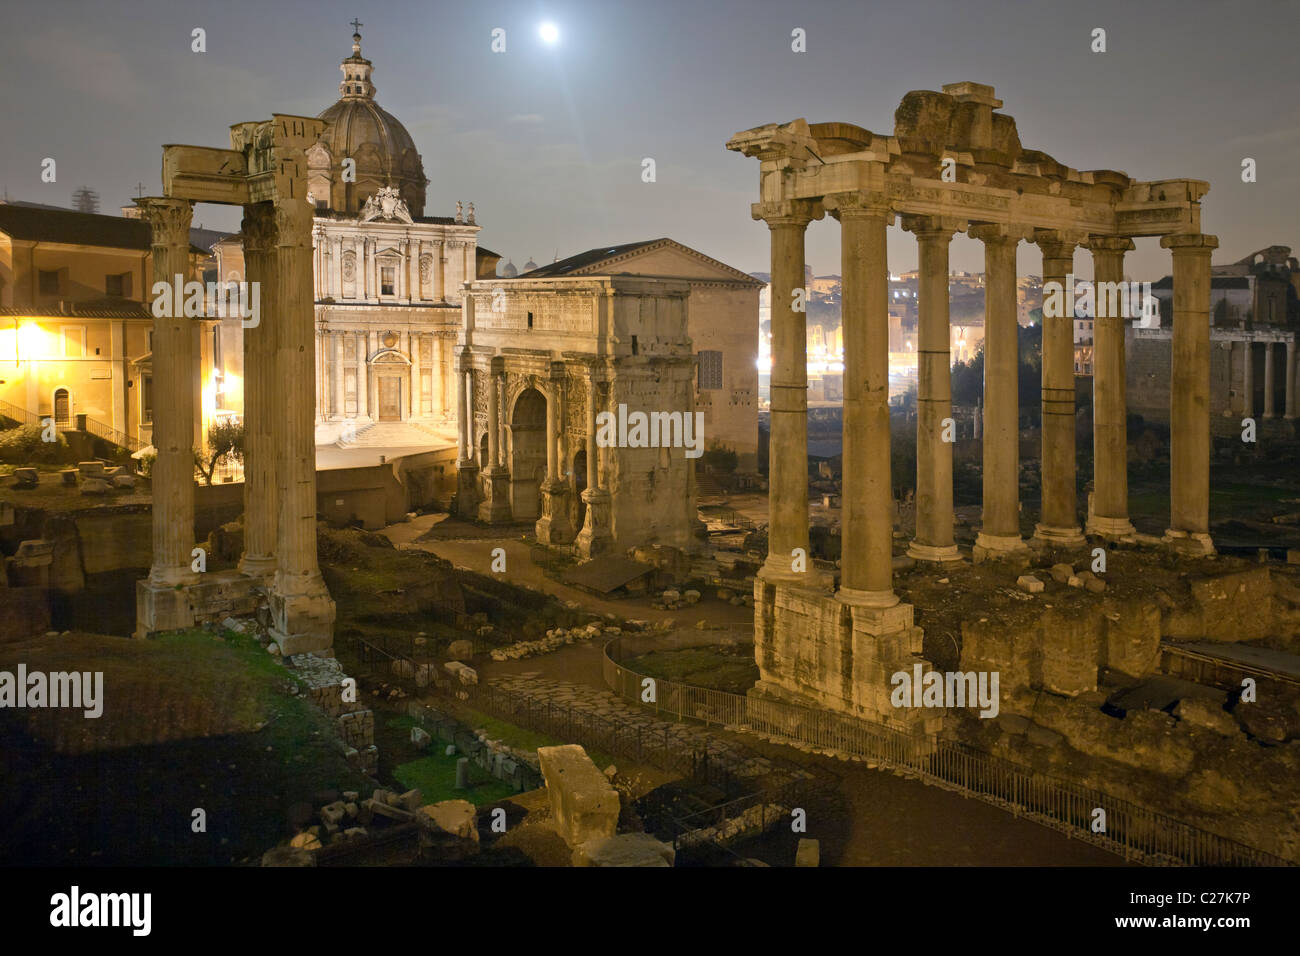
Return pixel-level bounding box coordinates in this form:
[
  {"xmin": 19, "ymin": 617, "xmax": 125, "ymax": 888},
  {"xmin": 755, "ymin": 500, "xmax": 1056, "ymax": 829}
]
[
  {"xmin": 728, "ymin": 82, "xmax": 1216, "ymax": 727},
  {"xmin": 135, "ymin": 115, "xmax": 336, "ymax": 654}
]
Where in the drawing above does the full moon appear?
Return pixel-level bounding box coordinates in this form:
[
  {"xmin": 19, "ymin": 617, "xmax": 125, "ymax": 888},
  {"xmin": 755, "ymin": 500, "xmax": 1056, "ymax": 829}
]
[{"xmin": 539, "ymin": 22, "xmax": 559, "ymax": 44}]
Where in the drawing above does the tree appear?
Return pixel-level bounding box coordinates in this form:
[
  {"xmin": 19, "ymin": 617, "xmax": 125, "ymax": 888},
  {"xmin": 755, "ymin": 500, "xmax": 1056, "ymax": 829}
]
[{"xmin": 194, "ymin": 419, "xmax": 244, "ymax": 486}]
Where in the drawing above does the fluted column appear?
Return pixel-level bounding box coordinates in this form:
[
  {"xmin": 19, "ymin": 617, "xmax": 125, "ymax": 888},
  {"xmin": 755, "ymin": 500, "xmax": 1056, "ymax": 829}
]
[
  {"xmin": 269, "ymin": 193, "xmax": 335, "ymax": 652},
  {"xmin": 356, "ymin": 334, "xmax": 368, "ymax": 420},
  {"xmin": 410, "ymin": 333, "xmax": 422, "ymax": 419},
  {"xmin": 756, "ymin": 200, "xmax": 822, "ymax": 583},
  {"xmin": 831, "ymin": 193, "xmax": 897, "ymax": 604},
  {"xmin": 486, "ymin": 359, "xmax": 500, "ymax": 467},
  {"xmin": 1162, "ymin": 233, "xmax": 1218, "ymax": 553},
  {"xmin": 576, "ymin": 363, "xmax": 612, "ymax": 557},
  {"xmin": 1086, "ymin": 236, "xmax": 1136, "ymax": 539},
  {"xmin": 1285, "ymin": 339, "xmax": 1298, "ymax": 419},
  {"xmin": 135, "ymin": 197, "xmax": 198, "ymax": 638},
  {"xmin": 971, "ymin": 224, "xmax": 1027, "ymax": 554},
  {"xmin": 1032, "ymin": 232, "xmax": 1085, "ymax": 546},
  {"xmin": 333, "ymin": 331, "xmax": 345, "ymax": 419},
  {"xmin": 1264, "ymin": 342, "xmax": 1276, "ymax": 417},
  {"xmin": 904, "ymin": 216, "xmax": 961, "ymax": 562},
  {"xmin": 1242, "ymin": 341, "xmax": 1254, "ymax": 417},
  {"xmin": 238, "ymin": 201, "xmax": 278, "ymax": 580}
]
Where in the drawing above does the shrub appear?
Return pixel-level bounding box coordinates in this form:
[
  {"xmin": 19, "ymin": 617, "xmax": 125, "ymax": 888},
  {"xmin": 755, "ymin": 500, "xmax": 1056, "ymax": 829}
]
[{"xmin": 0, "ymin": 423, "xmax": 69, "ymax": 464}]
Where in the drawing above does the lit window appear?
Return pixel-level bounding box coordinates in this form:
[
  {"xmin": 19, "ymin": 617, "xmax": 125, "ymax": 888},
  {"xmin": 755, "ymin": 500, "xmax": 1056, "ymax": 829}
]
[{"xmin": 381, "ymin": 267, "xmax": 395, "ymax": 296}]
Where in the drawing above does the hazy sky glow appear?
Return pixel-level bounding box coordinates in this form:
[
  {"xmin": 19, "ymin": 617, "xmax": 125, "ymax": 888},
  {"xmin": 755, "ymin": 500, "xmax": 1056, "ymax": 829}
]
[{"xmin": 2, "ymin": 0, "xmax": 1296, "ymax": 279}]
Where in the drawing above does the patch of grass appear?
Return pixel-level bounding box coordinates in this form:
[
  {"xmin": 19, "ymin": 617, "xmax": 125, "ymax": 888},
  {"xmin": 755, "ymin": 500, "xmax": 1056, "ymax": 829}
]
[{"xmin": 393, "ymin": 751, "xmax": 516, "ymax": 806}]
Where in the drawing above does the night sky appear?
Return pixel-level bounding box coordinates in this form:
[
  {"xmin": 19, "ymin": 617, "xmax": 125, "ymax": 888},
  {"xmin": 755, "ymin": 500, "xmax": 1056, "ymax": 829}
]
[{"xmin": 2, "ymin": 0, "xmax": 1295, "ymax": 279}]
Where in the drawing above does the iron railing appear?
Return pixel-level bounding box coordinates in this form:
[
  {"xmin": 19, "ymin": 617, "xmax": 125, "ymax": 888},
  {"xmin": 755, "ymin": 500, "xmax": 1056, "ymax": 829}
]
[{"xmin": 602, "ymin": 637, "xmax": 1292, "ymax": 867}]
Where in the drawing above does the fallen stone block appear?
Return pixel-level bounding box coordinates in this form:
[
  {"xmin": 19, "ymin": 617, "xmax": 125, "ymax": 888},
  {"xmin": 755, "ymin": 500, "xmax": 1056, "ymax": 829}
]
[
  {"xmin": 289, "ymin": 830, "xmax": 322, "ymax": 851},
  {"xmin": 411, "ymin": 726, "xmax": 431, "ymax": 750},
  {"xmin": 111, "ymin": 474, "xmax": 136, "ymax": 489},
  {"xmin": 416, "ymin": 799, "xmax": 480, "ymax": 860},
  {"xmin": 1049, "ymin": 563, "xmax": 1074, "ymax": 584},
  {"xmin": 448, "ymin": 639, "xmax": 474, "ymax": 659},
  {"xmin": 538, "ymin": 744, "xmax": 621, "ymax": 848},
  {"xmin": 1173, "ymin": 697, "xmax": 1239, "ymax": 737},
  {"xmin": 80, "ymin": 478, "xmax": 110, "ymax": 496},
  {"xmin": 365, "ymin": 799, "xmax": 415, "ymax": 823},
  {"xmin": 12, "ymin": 467, "xmax": 38, "ymax": 488},
  {"xmin": 59, "ymin": 469, "xmax": 78, "ymax": 486},
  {"xmin": 398, "ymin": 789, "xmax": 423, "ymax": 811},
  {"xmin": 319, "ymin": 801, "xmax": 347, "ymax": 826},
  {"xmin": 795, "ymin": 838, "xmax": 820, "ymax": 867},
  {"xmin": 572, "ymin": 832, "xmax": 675, "ymax": 867},
  {"xmin": 1016, "ymin": 575, "xmax": 1044, "ymax": 594}
]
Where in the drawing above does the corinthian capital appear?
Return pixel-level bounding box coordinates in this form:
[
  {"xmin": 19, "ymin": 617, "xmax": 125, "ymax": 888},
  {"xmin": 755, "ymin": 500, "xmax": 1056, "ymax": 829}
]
[
  {"xmin": 137, "ymin": 197, "xmax": 193, "ymax": 250},
  {"xmin": 274, "ymin": 198, "xmax": 314, "ymax": 247},
  {"xmin": 241, "ymin": 202, "xmax": 277, "ymax": 254}
]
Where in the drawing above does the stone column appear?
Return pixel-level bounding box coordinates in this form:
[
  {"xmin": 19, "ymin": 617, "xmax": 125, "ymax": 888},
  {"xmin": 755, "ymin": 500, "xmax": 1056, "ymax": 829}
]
[
  {"xmin": 237, "ymin": 201, "xmax": 278, "ymax": 581},
  {"xmin": 1086, "ymin": 236, "xmax": 1136, "ymax": 540},
  {"xmin": 831, "ymin": 193, "xmax": 897, "ymax": 606},
  {"xmin": 333, "ymin": 331, "xmax": 345, "ymax": 419},
  {"xmin": 1162, "ymin": 233, "xmax": 1218, "ymax": 554},
  {"xmin": 1032, "ymin": 232, "xmax": 1085, "ymax": 546},
  {"xmin": 357, "ymin": 333, "xmax": 368, "ymax": 420},
  {"xmin": 478, "ymin": 356, "xmax": 511, "ymax": 522},
  {"xmin": 269, "ymin": 195, "xmax": 335, "ymax": 654},
  {"xmin": 1242, "ymin": 341, "xmax": 1254, "ymax": 417},
  {"xmin": 536, "ymin": 363, "xmax": 574, "ymax": 544},
  {"xmin": 971, "ymin": 225, "xmax": 1027, "ymax": 556},
  {"xmin": 455, "ymin": 349, "xmax": 480, "ymax": 519},
  {"xmin": 1264, "ymin": 342, "xmax": 1276, "ymax": 417},
  {"xmin": 410, "ymin": 333, "xmax": 422, "ymax": 419},
  {"xmin": 903, "ymin": 216, "xmax": 961, "ymax": 562},
  {"xmin": 135, "ymin": 197, "xmax": 198, "ymax": 638},
  {"xmin": 576, "ymin": 364, "xmax": 612, "ymax": 557},
  {"xmin": 756, "ymin": 200, "xmax": 821, "ymax": 583},
  {"xmin": 486, "ymin": 360, "xmax": 500, "ymax": 466},
  {"xmin": 1285, "ymin": 339, "xmax": 1298, "ymax": 419}
]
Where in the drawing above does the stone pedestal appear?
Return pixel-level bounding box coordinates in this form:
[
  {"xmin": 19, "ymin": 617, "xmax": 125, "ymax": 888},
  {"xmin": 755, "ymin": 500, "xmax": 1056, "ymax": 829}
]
[
  {"xmin": 575, "ymin": 487, "xmax": 612, "ymax": 558},
  {"xmin": 134, "ymin": 579, "xmax": 195, "ymax": 639},
  {"xmin": 269, "ymin": 572, "xmax": 337, "ymax": 657},
  {"xmin": 455, "ymin": 460, "xmax": 479, "ymax": 518},
  {"xmin": 478, "ymin": 467, "xmax": 512, "ymax": 523},
  {"xmin": 534, "ymin": 478, "xmax": 574, "ymax": 544}
]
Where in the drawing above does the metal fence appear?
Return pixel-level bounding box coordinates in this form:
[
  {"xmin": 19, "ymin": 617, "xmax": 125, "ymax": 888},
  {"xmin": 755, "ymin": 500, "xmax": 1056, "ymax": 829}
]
[{"xmin": 603, "ymin": 638, "xmax": 1292, "ymax": 867}]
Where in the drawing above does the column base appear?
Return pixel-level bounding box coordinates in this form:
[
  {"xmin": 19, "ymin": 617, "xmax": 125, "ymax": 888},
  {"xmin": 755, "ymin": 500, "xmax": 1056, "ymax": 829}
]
[
  {"xmin": 269, "ymin": 569, "xmax": 336, "ymax": 656},
  {"xmin": 1086, "ymin": 515, "xmax": 1137, "ymax": 541},
  {"xmin": 757, "ymin": 555, "xmax": 834, "ymax": 591},
  {"xmin": 836, "ymin": 586, "xmax": 900, "ymax": 610},
  {"xmin": 534, "ymin": 480, "xmax": 574, "ymax": 545},
  {"xmin": 454, "ymin": 459, "xmax": 479, "ymax": 520},
  {"xmin": 1031, "ymin": 523, "xmax": 1087, "ymax": 548},
  {"xmin": 134, "ymin": 576, "xmax": 197, "ymax": 639},
  {"xmin": 575, "ymin": 488, "xmax": 612, "ymax": 559},
  {"xmin": 238, "ymin": 553, "xmax": 277, "ymax": 583},
  {"xmin": 1163, "ymin": 528, "xmax": 1216, "ymax": 556},
  {"xmin": 906, "ymin": 540, "xmax": 961, "ymax": 563},
  {"xmin": 974, "ymin": 531, "xmax": 1029, "ymax": 556},
  {"xmin": 477, "ymin": 466, "xmax": 512, "ymax": 524}
]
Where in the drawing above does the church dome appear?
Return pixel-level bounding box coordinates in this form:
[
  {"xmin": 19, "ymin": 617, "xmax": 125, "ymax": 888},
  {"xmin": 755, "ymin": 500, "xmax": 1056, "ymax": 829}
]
[
  {"xmin": 309, "ymin": 29, "xmax": 429, "ymax": 217},
  {"xmin": 500, "ymin": 259, "xmax": 518, "ymax": 278}
]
